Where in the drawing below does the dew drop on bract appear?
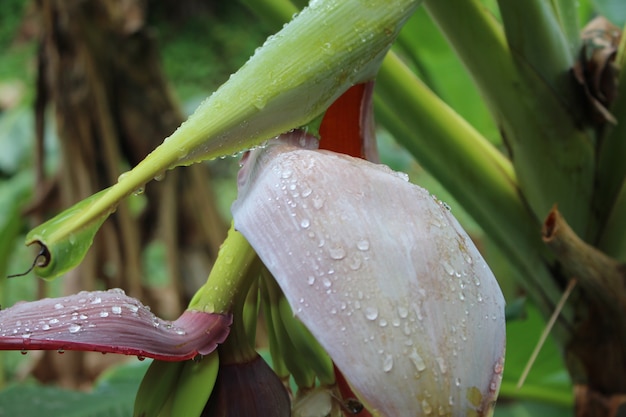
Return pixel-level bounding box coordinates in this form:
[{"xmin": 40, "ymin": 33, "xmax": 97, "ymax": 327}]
[
  {"xmin": 329, "ymin": 245, "xmax": 346, "ymax": 260},
  {"xmin": 356, "ymin": 238, "xmax": 370, "ymax": 251},
  {"xmin": 409, "ymin": 348, "xmax": 426, "ymax": 372},
  {"xmin": 441, "ymin": 261, "xmax": 455, "ymax": 276},
  {"xmin": 382, "ymin": 353, "xmax": 394, "ymax": 372},
  {"xmin": 364, "ymin": 307, "xmax": 378, "ymax": 321},
  {"xmin": 312, "ymin": 196, "xmax": 325, "ymax": 209},
  {"xmin": 68, "ymin": 324, "xmax": 81, "ymax": 334},
  {"xmin": 421, "ymin": 399, "xmax": 433, "ymax": 415}
]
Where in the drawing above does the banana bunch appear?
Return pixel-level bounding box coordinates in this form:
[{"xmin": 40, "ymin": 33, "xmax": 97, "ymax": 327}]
[
  {"xmin": 133, "ymin": 351, "xmax": 220, "ymax": 417},
  {"xmin": 261, "ymin": 270, "xmax": 335, "ymax": 389}
]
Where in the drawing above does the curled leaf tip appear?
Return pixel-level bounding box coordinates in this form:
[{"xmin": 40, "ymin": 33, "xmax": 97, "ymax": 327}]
[
  {"xmin": 7, "ymin": 244, "xmax": 49, "ymax": 279},
  {"xmin": 0, "ymin": 289, "xmax": 232, "ymax": 361}
]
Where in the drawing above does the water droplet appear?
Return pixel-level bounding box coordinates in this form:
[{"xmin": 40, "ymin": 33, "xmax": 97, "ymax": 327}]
[
  {"xmin": 364, "ymin": 306, "xmax": 378, "ymax": 321},
  {"xmin": 356, "ymin": 238, "xmax": 370, "ymax": 251},
  {"xmin": 403, "ymin": 322, "xmax": 412, "ymax": 336},
  {"xmin": 117, "ymin": 171, "xmax": 129, "ymax": 183},
  {"xmin": 422, "ymin": 399, "xmax": 433, "ymax": 415},
  {"xmin": 322, "ymin": 278, "xmax": 332, "ymax": 288},
  {"xmin": 91, "ymin": 297, "xmax": 102, "ymax": 304},
  {"xmin": 301, "ymin": 187, "xmax": 312, "ymax": 197},
  {"xmin": 111, "ymin": 306, "xmax": 122, "ymax": 315},
  {"xmin": 307, "ymin": 276, "xmax": 315, "ymax": 285},
  {"xmin": 300, "ymin": 218, "xmax": 310, "ymax": 229},
  {"xmin": 455, "ymin": 377, "xmax": 461, "ymax": 387},
  {"xmin": 133, "ymin": 186, "xmax": 145, "ymax": 196},
  {"xmin": 253, "ymin": 95, "xmax": 266, "ymax": 109},
  {"xmin": 54, "ymin": 303, "xmax": 64, "ymax": 310},
  {"xmin": 409, "ymin": 348, "xmax": 426, "ymax": 372},
  {"xmin": 382, "ymin": 353, "xmax": 394, "ymax": 372},
  {"xmin": 379, "ymin": 318, "xmax": 388, "ymax": 327},
  {"xmin": 494, "ymin": 358, "xmax": 504, "ymax": 374},
  {"xmin": 127, "ymin": 305, "xmax": 139, "ymax": 313},
  {"xmin": 49, "ymin": 318, "xmax": 59, "ymax": 325},
  {"xmin": 79, "ymin": 314, "xmax": 88, "ymax": 320},
  {"xmin": 436, "ymin": 356, "xmax": 447, "ymax": 374},
  {"xmin": 42, "ymin": 324, "xmax": 50, "ymax": 331},
  {"xmin": 154, "ymin": 172, "xmax": 166, "ymax": 181},
  {"xmin": 441, "ymin": 261, "xmax": 455, "ymax": 276},
  {"xmin": 68, "ymin": 323, "xmax": 81, "ymax": 333},
  {"xmin": 329, "ymin": 245, "xmax": 346, "ymax": 260},
  {"xmin": 459, "ymin": 292, "xmax": 465, "ymax": 301},
  {"xmin": 100, "ymin": 311, "xmax": 109, "ymax": 318},
  {"xmin": 398, "ymin": 305, "xmax": 409, "ymax": 318},
  {"xmin": 348, "ymin": 255, "xmax": 362, "ymax": 271},
  {"xmin": 175, "ymin": 328, "xmax": 186, "ymax": 335},
  {"xmin": 20, "ymin": 350, "xmax": 27, "ymax": 355},
  {"xmin": 280, "ymin": 168, "xmax": 293, "ymax": 179},
  {"xmin": 312, "ymin": 196, "xmax": 325, "ymax": 209}
]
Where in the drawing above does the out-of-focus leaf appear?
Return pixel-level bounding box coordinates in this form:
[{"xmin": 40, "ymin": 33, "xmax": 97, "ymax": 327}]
[
  {"xmin": 0, "ymin": 172, "xmax": 32, "ymax": 275},
  {"xmin": 592, "ymin": 0, "xmax": 626, "ymax": 26},
  {"xmin": 394, "ymin": 7, "xmax": 500, "ymax": 144},
  {"xmin": 500, "ymin": 304, "xmax": 573, "ymax": 407},
  {"xmin": 0, "ymin": 107, "xmax": 33, "ymax": 175},
  {"xmin": 494, "ymin": 400, "xmax": 573, "ymax": 417},
  {"xmin": 0, "ymin": 360, "xmax": 150, "ymax": 417}
]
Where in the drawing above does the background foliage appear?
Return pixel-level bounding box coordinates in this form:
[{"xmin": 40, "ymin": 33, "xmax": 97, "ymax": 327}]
[{"xmin": 0, "ymin": 0, "xmax": 625, "ymax": 415}]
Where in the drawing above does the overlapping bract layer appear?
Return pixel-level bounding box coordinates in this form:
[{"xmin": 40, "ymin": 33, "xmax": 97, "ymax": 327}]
[
  {"xmin": 0, "ymin": 288, "xmax": 231, "ymax": 361},
  {"xmin": 233, "ymin": 132, "xmax": 506, "ymax": 416}
]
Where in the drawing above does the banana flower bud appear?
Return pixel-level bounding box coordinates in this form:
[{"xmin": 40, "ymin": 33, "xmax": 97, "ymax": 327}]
[
  {"xmin": 0, "ymin": 288, "xmax": 231, "ymax": 361},
  {"xmin": 232, "ymin": 131, "xmax": 506, "ymax": 416}
]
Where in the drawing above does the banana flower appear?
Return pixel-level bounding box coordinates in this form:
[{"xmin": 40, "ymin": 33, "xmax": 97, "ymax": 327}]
[
  {"xmin": 232, "ymin": 131, "xmax": 506, "ymax": 416},
  {"xmin": 0, "ymin": 288, "xmax": 231, "ymax": 360}
]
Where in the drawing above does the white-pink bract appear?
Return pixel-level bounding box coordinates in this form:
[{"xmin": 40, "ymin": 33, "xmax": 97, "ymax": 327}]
[{"xmin": 232, "ymin": 131, "xmax": 505, "ymax": 417}]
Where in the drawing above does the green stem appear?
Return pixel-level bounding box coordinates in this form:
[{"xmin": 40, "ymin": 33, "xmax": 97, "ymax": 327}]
[
  {"xmin": 188, "ymin": 224, "xmax": 259, "ymax": 314},
  {"xmin": 594, "ymin": 34, "xmax": 626, "ymax": 248},
  {"xmin": 375, "ymin": 52, "xmax": 568, "ymax": 329},
  {"xmin": 598, "ymin": 179, "xmax": 626, "ymax": 261},
  {"xmin": 498, "ymin": 0, "xmax": 575, "ymax": 101},
  {"xmin": 219, "ymin": 273, "xmax": 261, "ymax": 364},
  {"xmin": 425, "ymin": 0, "xmax": 594, "ymax": 236}
]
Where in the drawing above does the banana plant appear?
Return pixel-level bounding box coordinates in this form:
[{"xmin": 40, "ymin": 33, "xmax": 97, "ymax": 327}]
[{"xmin": 2, "ymin": 0, "xmax": 625, "ymax": 416}]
